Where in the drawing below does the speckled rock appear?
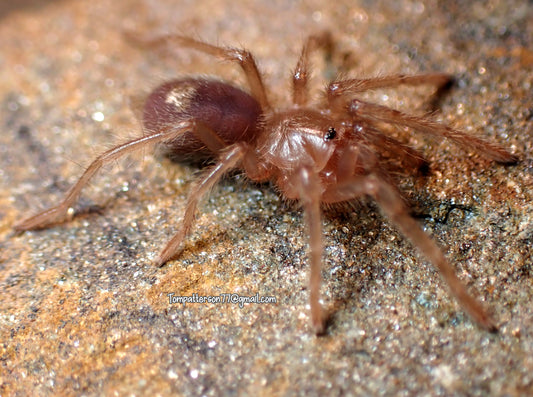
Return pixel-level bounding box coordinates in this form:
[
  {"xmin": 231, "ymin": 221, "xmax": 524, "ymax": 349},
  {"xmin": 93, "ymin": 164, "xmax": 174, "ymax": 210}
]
[{"xmin": 1, "ymin": 0, "xmax": 532, "ymax": 395}]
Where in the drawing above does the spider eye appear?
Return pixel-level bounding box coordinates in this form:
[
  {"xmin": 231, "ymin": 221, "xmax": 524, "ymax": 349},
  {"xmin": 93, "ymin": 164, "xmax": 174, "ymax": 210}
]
[{"xmin": 324, "ymin": 127, "xmax": 337, "ymax": 141}]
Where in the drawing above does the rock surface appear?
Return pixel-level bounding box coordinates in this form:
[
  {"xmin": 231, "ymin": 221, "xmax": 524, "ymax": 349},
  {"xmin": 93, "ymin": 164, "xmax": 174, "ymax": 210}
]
[{"xmin": 1, "ymin": 0, "xmax": 532, "ymax": 395}]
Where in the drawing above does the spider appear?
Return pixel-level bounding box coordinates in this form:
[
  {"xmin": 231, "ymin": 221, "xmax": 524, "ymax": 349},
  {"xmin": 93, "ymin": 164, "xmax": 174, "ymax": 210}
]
[{"xmin": 15, "ymin": 32, "xmax": 517, "ymax": 334}]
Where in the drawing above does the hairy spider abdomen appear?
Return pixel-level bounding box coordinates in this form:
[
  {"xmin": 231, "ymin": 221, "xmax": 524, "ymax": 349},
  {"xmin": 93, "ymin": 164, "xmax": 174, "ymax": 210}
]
[{"xmin": 143, "ymin": 78, "xmax": 263, "ymax": 161}]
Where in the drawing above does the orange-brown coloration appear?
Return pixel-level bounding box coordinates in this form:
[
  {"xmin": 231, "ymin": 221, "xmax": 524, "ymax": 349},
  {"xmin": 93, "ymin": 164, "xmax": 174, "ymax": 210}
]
[{"xmin": 15, "ymin": 33, "xmax": 517, "ymax": 334}]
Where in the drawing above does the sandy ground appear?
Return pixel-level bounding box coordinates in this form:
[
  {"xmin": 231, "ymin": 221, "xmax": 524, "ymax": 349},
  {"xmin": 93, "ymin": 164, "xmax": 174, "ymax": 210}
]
[{"xmin": 1, "ymin": 0, "xmax": 532, "ymax": 395}]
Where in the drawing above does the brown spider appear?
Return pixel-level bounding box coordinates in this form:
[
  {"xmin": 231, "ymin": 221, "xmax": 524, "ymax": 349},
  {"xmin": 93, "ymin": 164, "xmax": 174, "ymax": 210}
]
[{"xmin": 15, "ymin": 32, "xmax": 517, "ymax": 334}]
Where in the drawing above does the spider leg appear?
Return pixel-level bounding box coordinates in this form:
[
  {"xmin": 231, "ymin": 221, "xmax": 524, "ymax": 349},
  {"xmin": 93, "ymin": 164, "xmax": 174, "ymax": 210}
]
[
  {"xmin": 129, "ymin": 33, "xmax": 271, "ymax": 111},
  {"xmin": 327, "ymin": 73, "xmax": 452, "ymax": 108},
  {"xmin": 292, "ymin": 31, "xmax": 333, "ymax": 107},
  {"xmin": 324, "ymin": 173, "xmax": 498, "ymax": 331},
  {"xmin": 192, "ymin": 121, "xmax": 228, "ymax": 155},
  {"xmin": 157, "ymin": 143, "xmax": 248, "ymax": 266},
  {"xmin": 292, "ymin": 166, "xmax": 326, "ymax": 334},
  {"xmin": 14, "ymin": 121, "xmax": 197, "ymax": 231},
  {"xmin": 349, "ymin": 99, "xmax": 518, "ymax": 164},
  {"xmin": 361, "ymin": 124, "xmax": 429, "ymax": 173}
]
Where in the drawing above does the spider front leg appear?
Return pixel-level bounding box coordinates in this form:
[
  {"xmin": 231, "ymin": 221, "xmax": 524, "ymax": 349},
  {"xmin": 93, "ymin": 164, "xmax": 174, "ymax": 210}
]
[
  {"xmin": 156, "ymin": 143, "xmax": 248, "ymax": 266},
  {"xmin": 349, "ymin": 99, "xmax": 518, "ymax": 164},
  {"xmin": 326, "ymin": 73, "xmax": 452, "ymax": 109},
  {"xmin": 14, "ymin": 121, "xmax": 196, "ymax": 231},
  {"xmin": 292, "ymin": 167, "xmax": 327, "ymax": 334},
  {"xmin": 292, "ymin": 31, "xmax": 333, "ymax": 107},
  {"xmin": 325, "ymin": 173, "xmax": 498, "ymax": 331},
  {"xmin": 361, "ymin": 123, "xmax": 430, "ymax": 173}
]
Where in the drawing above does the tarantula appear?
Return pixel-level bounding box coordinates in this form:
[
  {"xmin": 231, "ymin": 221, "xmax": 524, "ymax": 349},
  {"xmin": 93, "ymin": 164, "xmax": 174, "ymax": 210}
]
[{"xmin": 15, "ymin": 32, "xmax": 517, "ymax": 334}]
